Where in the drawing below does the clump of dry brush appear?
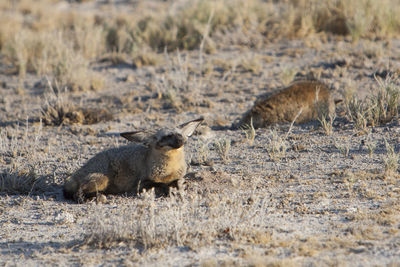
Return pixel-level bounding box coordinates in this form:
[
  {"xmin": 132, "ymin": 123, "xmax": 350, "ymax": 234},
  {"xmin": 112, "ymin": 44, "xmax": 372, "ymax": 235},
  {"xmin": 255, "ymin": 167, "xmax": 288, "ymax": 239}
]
[
  {"xmin": 41, "ymin": 99, "xmax": 113, "ymax": 126},
  {"xmin": 40, "ymin": 82, "xmax": 113, "ymax": 126},
  {"xmin": 344, "ymin": 75, "xmax": 400, "ymax": 129},
  {"xmin": 0, "ymin": 168, "xmax": 52, "ymax": 195},
  {"xmin": 1, "ymin": 0, "xmax": 400, "ymax": 81},
  {"xmin": 83, "ymin": 188, "xmax": 270, "ymax": 250}
]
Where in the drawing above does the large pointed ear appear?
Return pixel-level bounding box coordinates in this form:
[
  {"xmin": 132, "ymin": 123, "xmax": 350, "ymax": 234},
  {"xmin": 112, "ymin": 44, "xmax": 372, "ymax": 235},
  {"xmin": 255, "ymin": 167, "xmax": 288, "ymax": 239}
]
[
  {"xmin": 120, "ymin": 131, "xmax": 151, "ymax": 143},
  {"xmin": 178, "ymin": 117, "xmax": 204, "ymax": 138}
]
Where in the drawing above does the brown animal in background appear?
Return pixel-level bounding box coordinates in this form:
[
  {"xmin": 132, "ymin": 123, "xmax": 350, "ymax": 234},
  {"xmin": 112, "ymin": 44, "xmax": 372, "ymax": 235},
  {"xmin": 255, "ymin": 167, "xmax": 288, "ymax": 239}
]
[
  {"xmin": 237, "ymin": 80, "xmax": 338, "ymax": 129},
  {"xmin": 63, "ymin": 118, "xmax": 203, "ymax": 203}
]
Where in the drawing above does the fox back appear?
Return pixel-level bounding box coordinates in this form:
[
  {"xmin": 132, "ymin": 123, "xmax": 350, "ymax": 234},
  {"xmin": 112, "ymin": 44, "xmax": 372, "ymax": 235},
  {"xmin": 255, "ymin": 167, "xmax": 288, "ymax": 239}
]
[{"xmin": 237, "ymin": 80, "xmax": 335, "ymax": 129}]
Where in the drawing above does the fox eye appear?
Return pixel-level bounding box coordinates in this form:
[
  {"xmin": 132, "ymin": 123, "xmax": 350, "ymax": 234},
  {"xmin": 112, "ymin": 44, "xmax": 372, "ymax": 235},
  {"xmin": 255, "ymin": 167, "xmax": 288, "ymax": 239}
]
[{"xmin": 160, "ymin": 134, "xmax": 174, "ymax": 142}]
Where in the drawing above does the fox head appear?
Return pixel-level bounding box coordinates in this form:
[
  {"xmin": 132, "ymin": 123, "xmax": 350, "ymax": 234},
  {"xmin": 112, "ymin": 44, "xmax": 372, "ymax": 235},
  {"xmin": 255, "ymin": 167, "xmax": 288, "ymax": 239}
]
[{"xmin": 120, "ymin": 118, "xmax": 203, "ymax": 151}]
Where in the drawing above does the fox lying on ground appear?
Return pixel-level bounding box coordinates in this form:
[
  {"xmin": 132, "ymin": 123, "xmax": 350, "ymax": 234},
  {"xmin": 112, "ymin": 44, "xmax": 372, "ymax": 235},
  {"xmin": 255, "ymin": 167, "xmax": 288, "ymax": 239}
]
[
  {"xmin": 236, "ymin": 80, "xmax": 340, "ymax": 129},
  {"xmin": 63, "ymin": 118, "xmax": 203, "ymax": 202}
]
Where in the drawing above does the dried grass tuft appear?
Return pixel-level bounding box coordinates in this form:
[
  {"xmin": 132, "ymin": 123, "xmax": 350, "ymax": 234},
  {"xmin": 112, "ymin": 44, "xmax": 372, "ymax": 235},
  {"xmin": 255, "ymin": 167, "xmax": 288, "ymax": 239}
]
[
  {"xmin": 41, "ymin": 86, "xmax": 113, "ymax": 126},
  {"xmin": 83, "ymin": 189, "xmax": 269, "ymax": 250},
  {"xmin": 0, "ymin": 167, "xmax": 53, "ymax": 195},
  {"xmin": 344, "ymin": 75, "xmax": 400, "ymax": 129},
  {"xmin": 41, "ymin": 100, "xmax": 113, "ymax": 126}
]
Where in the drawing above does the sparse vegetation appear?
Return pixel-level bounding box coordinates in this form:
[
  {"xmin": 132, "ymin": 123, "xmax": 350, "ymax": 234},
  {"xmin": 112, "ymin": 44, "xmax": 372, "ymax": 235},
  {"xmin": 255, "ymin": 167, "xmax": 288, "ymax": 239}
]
[
  {"xmin": 41, "ymin": 87, "xmax": 113, "ymax": 126},
  {"xmin": 195, "ymin": 140, "xmax": 212, "ymax": 165},
  {"xmin": 367, "ymin": 76, "xmax": 400, "ymax": 126},
  {"xmin": 365, "ymin": 138, "xmax": 377, "ymax": 158},
  {"xmin": 0, "ymin": 167, "xmax": 52, "ymax": 195},
  {"xmin": 317, "ymin": 93, "xmax": 336, "ymax": 135},
  {"xmin": 344, "ymin": 94, "xmax": 369, "ymax": 130},
  {"xmin": 84, "ymin": 189, "xmax": 270, "ymax": 249},
  {"xmin": 267, "ymin": 129, "xmax": 288, "ymax": 161},
  {"xmin": 383, "ymin": 139, "xmax": 399, "ymax": 177},
  {"xmin": 214, "ymin": 138, "xmax": 231, "ymax": 163},
  {"xmin": 5, "ymin": 30, "xmax": 104, "ymax": 91},
  {"xmin": 1, "ymin": 0, "xmax": 400, "ymax": 266},
  {"xmin": 318, "ymin": 113, "xmax": 335, "ymax": 135},
  {"xmin": 240, "ymin": 117, "xmax": 256, "ymax": 146},
  {"xmin": 2, "ymin": 0, "xmax": 400, "ymax": 81},
  {"xmin": 335, "ymin": 140, "xmax": 350, "ymax": 158},
  {"xmin": 238, "ymin": 56, "xmax": 262, "ymax": 75},
  {"xmin": 344, "ymin": 75, "xmax": 400, "ymax": 129},
  {"xmin": 0, "ymin": 119, "xmax": 56, "ymax": 195},
  {"xmin": 280, "ymin": 67, "xmax": 298, "ymax": 86}
]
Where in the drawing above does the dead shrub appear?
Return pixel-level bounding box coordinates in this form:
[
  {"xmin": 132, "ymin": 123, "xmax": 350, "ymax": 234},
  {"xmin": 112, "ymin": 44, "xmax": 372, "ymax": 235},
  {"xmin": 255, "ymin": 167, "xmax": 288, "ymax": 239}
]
[
  {"xmin": 41, "ymin": 89, "xmax": 113, "ymax": 126},
  {"xmin": 366, "ymin": 76, "xmax": 400, "ymax": 126},
  {"xmin": 344, "ymin": 75, "xmax": 400, "ymax": 128},
  {"xmin": 132, "ymin": 52, "xmax": 161, "ymax": 68},
  {"xmin": 0, "ymin": 167, "xmax": 53, "ymax": 195},
  {"xmin": 41, "ymin": 101, "xmax": 113, "ymax": 126}
]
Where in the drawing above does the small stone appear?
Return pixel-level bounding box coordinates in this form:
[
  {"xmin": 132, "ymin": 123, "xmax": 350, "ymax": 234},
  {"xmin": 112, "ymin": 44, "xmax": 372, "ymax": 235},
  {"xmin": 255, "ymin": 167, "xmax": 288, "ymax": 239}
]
[
  {"xmin": 54, "ymin": 211, "xmax": 74, "ymax": 224},
  {"xmin": 96, "ymin": 194, "xmax": 107, "ymax": 204}
]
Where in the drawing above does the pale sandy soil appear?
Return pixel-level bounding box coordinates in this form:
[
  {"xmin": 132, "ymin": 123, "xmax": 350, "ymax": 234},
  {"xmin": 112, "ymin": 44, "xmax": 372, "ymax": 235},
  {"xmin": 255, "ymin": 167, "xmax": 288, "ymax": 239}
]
[{"xmin": 1, "ymin": 3, "xmax": 400, "ymax": 266}]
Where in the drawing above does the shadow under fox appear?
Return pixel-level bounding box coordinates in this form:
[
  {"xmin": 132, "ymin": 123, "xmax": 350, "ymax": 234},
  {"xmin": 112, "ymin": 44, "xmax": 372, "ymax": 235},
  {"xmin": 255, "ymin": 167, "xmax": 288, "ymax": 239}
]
[{"xmin": 63, "ymin": 118, "xmax": 203, "ymax": 202}]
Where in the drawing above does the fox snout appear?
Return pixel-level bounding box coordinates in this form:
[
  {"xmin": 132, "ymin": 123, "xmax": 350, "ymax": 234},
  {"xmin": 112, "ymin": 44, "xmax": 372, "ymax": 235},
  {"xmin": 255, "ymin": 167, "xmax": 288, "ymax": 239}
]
[{"xmin": 157, "ymin": 134, "xmax": 185, "ymax": 149}]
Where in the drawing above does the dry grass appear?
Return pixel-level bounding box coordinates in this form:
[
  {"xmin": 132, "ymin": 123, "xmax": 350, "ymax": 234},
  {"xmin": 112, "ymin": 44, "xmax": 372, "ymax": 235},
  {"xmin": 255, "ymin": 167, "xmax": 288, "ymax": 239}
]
[
  {"xmin": 279, "ymin": 66, "xmax": 298, "ymax": 86},
  {"xmin": 40, "ymin": 82, "xmax": 113, "ymax": 126},
  {"xmin": 195, "ymin": 140, "xmax": 212, "ymax": 166},
  {"xmin": 1, "ymin": 0, "xmax": 400, "ymax": 76},
  {"xmin": 240, "ymin": 117, "xmax": 256, "ymax": 146},
  {"xmin": 267, "ymin": 129, "xmax": 288, "ymax": 161},
  {"xmin": 5, "ymin": 30, "xmax": 104, "ymax": 91},
  {"xmin": 365, "ymin": 135, "xmax": 377, "ymax": 157},
  {"xmin": 0, "ymin": 167, "xmax": 52, "ymax": 195},
  {"xmin": 318, "ymin": 99, "xmax": 336, "ymax": 136},
  {"xmin": 214, "ymin": 138, "xmax": 231, "ymax": 163},
  {"xmin": 344, "ymin": 75, "xmax": 400, "ymax": 129},
  {"xmin": 344, "ymin": 94, "xmax": 369, "ymax": 130},
  {"xmin": 81, "ymin": 181, "xmax": 400, "ymax": 261},
  {"xmin": 318, "ymin": 113, "xmax": 335, "ymax": 135},
  {"xmin": 335, "ymin": 140, "xmax": 350, "ymax": 158},
  {"xmin": 367, "ymin": 76, "xmax": 400, "ymax": 126},
  {"xmin": 383, "ymin": 139, "xmax": 399, "ymax": 177},
  {"xmin": 0, "ymin": 120, "xmax": 55, "ymax": 195},
  {"xmin": 83, "ymin": 189, "xmax": 270, "ymax": 249},
  {"xmin": 1, "ymin": 1, "xmax": 400, "ymax": 265},
  {"xmin": 41, "ymin": 98, "xmax": 113, "ymax": 126},
  {"xmin": 238, "ymin": 56, "xmax": 262, "ymax": 75}
]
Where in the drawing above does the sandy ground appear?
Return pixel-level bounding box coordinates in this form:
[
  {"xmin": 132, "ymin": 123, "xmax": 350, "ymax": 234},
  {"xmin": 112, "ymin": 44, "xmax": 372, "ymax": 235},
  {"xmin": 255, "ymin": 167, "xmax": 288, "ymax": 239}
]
[{"xmin": 1, "ymin": 20, "xmax": 400, "ymax": 266}]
